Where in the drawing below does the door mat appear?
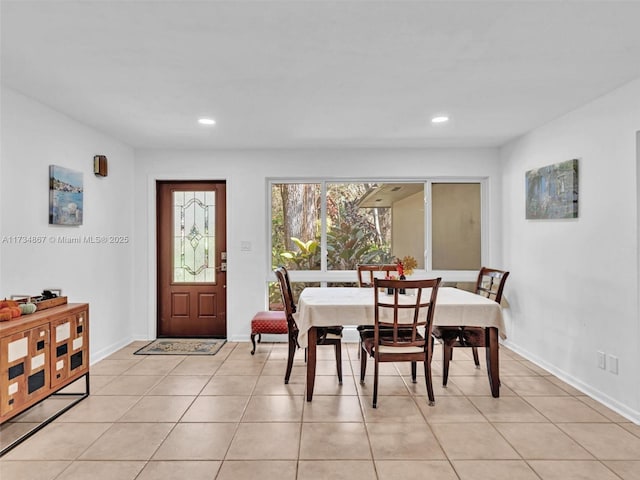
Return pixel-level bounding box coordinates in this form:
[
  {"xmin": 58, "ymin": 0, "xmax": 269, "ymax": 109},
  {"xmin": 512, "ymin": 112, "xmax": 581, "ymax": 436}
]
[{"xmin": 134, "ymin": 338, "xmax": 226, "ymax": 355}]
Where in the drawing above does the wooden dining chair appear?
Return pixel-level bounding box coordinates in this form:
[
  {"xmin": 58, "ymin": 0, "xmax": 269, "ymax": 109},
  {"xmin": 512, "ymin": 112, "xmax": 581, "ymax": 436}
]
[
  {"xmin": 359, "ymin": 277, "xmax": 441, "ymax": 408},
  {"xmin": 356, "ymin": 264, "xmax": 399, "ymax": 357},
  {"xmin": 432, "ymin": 267, "xmax": 509, "ymax": 386},
  {"xmin": 356, "ymin": 264, "xmax": 398, "ymax": 287},
  {"xmin": 274, "ymin": 266, "xmax": 343, "ymax": 385}
]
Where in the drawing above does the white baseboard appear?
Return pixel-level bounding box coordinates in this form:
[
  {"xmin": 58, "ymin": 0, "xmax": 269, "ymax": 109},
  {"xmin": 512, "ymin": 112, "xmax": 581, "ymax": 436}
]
[
  {"xmin": 90, "ymin": 336, "xmax": 138, "ymax": 365},
  {"xmin": 503, "ymin": 340, "xmax": 640, "ymax": 425}
]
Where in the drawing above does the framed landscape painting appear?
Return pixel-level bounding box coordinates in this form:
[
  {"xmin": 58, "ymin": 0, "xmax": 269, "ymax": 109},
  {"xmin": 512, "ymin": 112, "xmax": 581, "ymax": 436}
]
[
  {"xmin": 49, "ymin": 165, "xmax": 83, "ymax": 225},
  {"xmin": 525, "ymin": 159, "xmax": 578, "ymax": 219}
]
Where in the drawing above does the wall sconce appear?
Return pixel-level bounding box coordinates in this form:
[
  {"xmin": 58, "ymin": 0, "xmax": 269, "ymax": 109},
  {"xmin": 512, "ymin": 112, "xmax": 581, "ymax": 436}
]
[{"xmin": 93, "ymin": 155, "xmax": 108, "ymax": 177}]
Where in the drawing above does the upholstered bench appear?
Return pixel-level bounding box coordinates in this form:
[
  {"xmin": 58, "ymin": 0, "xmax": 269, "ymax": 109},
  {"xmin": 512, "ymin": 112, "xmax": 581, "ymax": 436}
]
[{"xmin": 250, "ymin": 310, "xmax": 288, "ymax": 354}]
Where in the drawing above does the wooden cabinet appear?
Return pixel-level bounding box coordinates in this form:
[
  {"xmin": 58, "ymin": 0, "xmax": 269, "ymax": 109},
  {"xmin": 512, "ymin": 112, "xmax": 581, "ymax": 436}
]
[{"xmin": 0, "ymin": 303, "xmax": 89, "ymax": 424}]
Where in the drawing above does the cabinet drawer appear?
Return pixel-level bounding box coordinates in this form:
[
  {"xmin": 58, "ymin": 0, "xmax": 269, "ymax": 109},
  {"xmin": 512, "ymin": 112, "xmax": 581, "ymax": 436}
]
[
  {"xmin": 50, "ymin": 310, "xmax": 87, "ymax": 388},
  {"xmin": 0, "ymin": 325, "xmax": 50, "ymax": 417}
]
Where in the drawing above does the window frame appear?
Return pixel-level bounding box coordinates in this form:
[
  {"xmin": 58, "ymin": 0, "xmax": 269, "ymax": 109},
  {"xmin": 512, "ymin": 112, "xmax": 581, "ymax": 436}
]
[{"xmin": 267, "ymin": 177, "xmax": 489, "ymax": 286}]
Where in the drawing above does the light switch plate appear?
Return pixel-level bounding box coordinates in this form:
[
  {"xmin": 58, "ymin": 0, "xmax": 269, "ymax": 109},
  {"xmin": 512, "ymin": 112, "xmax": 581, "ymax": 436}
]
[{"xmin": 608, "ymin": 355, "xmax": 618, "ymax": 374}]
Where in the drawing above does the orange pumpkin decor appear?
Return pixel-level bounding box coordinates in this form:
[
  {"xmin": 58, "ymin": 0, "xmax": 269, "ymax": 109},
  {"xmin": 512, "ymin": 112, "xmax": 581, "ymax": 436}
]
[{"xmin": 0, "ymin": 299, "xmax": 23, "ymax": 321}]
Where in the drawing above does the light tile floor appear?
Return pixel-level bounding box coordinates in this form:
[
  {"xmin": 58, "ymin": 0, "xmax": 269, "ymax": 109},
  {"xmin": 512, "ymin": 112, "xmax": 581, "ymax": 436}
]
[{"xmin": 1, "ymin": 341, "xmax": 639, "ymax": 479}]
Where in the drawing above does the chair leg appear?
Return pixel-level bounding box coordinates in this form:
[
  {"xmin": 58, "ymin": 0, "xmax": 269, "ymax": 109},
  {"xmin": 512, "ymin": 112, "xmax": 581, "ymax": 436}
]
[
  {"xmin": 373, "ymin": 357, "xmax": 379, "ymax": 408},
  {"xmin": 429, "ymin": 336, "xmax": 436, "ymax": 363},
  {"xmin": 335, "ymin": 343, "xmax": 343, "ymax": 384},
  {"xmin": 411, "ymin": 362, "xmax": 417, "ymax": 383},
  {"xmin": 472, "ymin": 347, "xmax": 480, "ymax": 368},
  {"xmin": 424, "ymin": 358, "xmax": 435, "ymax": 406},
  {"xmin": 285, "ymin": 336, "xmax": 296, "ymax": 384},
  {"xmin": 360, "ymin": 344, "xmax": 367, "ymax": 383},
  {"xmin": 250, "ymin": 333, "xmax": 257, "ymax": 355},
  {"xmin": 442, "ymin": 343, "xmax": 452, "ymax": 387}
]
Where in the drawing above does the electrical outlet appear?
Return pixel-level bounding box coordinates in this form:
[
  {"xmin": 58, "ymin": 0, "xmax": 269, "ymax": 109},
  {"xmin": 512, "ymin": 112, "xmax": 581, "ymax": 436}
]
[
  {"xmin": 597, "ymin": 351, "xmax": 606, "ymax": 369},
  {"xmin": 608, "ymin": 355, "xmax": 619, "ymax": 374}
]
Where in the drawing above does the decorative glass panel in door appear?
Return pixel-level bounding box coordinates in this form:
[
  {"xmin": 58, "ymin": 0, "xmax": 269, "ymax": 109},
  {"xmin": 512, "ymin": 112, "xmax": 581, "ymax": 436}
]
[{"xmin": 173, "ymin": 191, "xmax": 216, "ymax": 283}]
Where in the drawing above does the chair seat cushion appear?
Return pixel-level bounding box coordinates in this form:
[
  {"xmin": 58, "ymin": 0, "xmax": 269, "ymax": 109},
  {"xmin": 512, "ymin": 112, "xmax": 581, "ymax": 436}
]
[
  {"xmin": 322, "ymin": 326, "xmax": 344, "ymax": 336},
  {"xmin": 359, "ymin": 326, "xmax": 409, "ymax": 340},
  {"xmin": 362, "ymin": 332, "xmax": 424, "ymax": 357},
  {"xmin": 432, "ymin": 326, "xmax": 485, "ymax": 347},
  {"xmin": 323, "ymin": 333, "xmax": 342, "ymax": 340},
  {"xmin": 251, "ymin": 311, "xmax": 288, "ymax": 335},
  {"xmin": 317, "ymin": 326, "xmax": 343, "ymax": 343},
  {"xmin": 379, "ymin": 345, "xmax": 424, "ymax": 354}
]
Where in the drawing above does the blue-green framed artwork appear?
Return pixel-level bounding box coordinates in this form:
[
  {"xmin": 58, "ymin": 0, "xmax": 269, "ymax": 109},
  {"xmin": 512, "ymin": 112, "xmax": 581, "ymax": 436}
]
[
  {"xmin": 526, "ymin": 159, "xmax": 578, "ymax": 219},
  {"xmin": 49, "ymin": 165, "xmax": 83, "ymax": 225}
]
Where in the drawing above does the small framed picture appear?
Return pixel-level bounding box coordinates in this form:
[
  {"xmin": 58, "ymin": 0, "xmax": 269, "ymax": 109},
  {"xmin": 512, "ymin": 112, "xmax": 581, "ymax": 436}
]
[
  {"xmin": 525, "ymin": 159, "xmax": 578, "ymax": 219},
  {"xmin": 49, "ymin": 165, "xmax": 83, "ymax": 225}
]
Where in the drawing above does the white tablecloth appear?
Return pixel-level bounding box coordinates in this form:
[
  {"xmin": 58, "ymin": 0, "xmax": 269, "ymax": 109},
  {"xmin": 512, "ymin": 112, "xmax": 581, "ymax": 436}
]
[{"xmin": 295, "ymin": 286, "xmax": 505, "ymax": 348}]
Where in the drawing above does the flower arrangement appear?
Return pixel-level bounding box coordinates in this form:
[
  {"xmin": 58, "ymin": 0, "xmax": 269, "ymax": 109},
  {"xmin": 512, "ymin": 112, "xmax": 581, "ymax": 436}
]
[{"xmin": 396, "ymin": 255, "xmax": 417, "ymax": 276}]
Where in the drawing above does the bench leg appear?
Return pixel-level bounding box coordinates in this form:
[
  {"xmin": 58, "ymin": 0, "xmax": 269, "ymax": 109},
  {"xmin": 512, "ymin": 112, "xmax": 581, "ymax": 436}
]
[{"xmin": 250, "ymin": 333, "xmax": 257, "ymax": 355}]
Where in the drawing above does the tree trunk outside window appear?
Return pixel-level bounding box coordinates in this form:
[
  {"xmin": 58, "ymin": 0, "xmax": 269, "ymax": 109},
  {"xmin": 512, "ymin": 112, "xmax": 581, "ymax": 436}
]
[{"xmin": 280, "ymin": 184, "xmax": 317, "ymax": 250}]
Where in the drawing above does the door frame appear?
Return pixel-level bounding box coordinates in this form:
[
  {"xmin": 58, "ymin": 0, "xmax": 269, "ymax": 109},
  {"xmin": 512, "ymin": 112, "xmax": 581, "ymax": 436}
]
[{"xmin": 145, "ymin": 174, "xmax": 229, "ymax": 340}]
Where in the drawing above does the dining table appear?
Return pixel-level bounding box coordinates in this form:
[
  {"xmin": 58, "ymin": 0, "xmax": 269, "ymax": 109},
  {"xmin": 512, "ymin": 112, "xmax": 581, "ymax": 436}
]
[{"xmin": 294, "ymin": 286, "xmax": 506, "ymax": 401}]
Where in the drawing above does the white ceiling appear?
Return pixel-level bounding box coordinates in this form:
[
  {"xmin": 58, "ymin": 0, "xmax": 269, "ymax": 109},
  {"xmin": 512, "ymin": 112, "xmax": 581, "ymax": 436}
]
[{"xmin": 2, "ymin": 0, "xmax": 640, "ymax": 149}]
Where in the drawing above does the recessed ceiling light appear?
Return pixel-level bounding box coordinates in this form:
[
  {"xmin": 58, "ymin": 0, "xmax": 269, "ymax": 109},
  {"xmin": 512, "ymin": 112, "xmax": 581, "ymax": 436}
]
[
  {"xmin": 431, "ymin": 115, "xmax": 449, "ymax": 124},
  {"xmin": 198, "ymin": 117, "xmax": 216, "ymax": 125}
]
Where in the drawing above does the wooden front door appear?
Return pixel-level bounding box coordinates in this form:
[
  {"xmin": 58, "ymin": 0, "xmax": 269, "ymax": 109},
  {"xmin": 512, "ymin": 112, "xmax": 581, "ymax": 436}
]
[{"xmin": 157, "ymin": 181, "xmax": 227, "ymax": 337}]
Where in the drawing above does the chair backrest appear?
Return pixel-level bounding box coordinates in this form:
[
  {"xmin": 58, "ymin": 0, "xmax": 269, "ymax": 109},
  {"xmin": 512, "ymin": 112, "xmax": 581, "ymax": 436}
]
[
  {"xmin": 357, "ymin": 264, "xmax": 398, "ymax": 287},
  {"xmin": 475, "ymin": 267, "xmax": 509, "ymax": 304},
  {"xmin": 373, "ymin": 277, "xmax": 441, "ymax": 350},
  {"xmin": 274, "ymin": 266, "xmax": 298, "ymax": 334}
]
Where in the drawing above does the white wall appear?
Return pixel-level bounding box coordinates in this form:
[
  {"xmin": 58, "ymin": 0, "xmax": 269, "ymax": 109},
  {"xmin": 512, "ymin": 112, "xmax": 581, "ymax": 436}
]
[
  {"xmin": 501, "ymin": 78, "xmax": 640, "ymax": 422},
  {"xmin": 0, "ymin": 87, "xmax": 136, "ymax": 362},
  {"xmin": 133, "ymin": 148, "xmax": 502, "ymax": 343}
]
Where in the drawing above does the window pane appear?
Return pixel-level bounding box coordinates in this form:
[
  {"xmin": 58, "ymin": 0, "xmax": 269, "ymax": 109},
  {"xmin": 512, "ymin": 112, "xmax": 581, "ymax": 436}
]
[
  {"xmin": 388, "ymin": 184, "xmax": 425, "ymax": 271},
  {"xmin": 326, "ymin": 182, "xmax": 389, "ymax": 270},
  {"xmin": 327, "ymin": 182, "xmax": 423, "ymax": 270},
  {"xmin": 272, "ymin": 183, "xmax": 322, "ymax": 271},
  {"xmin": 432, "ymin": 183, "xmax": 481, "ymax": 270}
]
